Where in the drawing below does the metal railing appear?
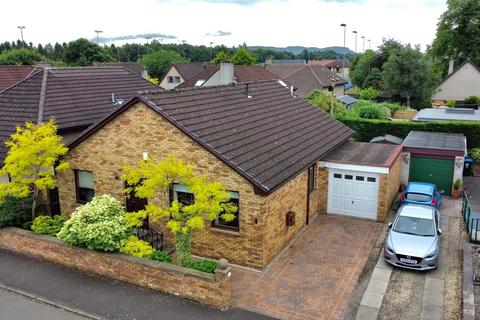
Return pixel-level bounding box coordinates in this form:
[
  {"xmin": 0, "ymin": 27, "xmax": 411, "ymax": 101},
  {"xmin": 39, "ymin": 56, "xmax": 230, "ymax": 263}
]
[
  {"xmin": 134, "ymin": 227, "xmax": 165, "ymax": 251},
  {"xmin": 462, "ymin": 192, "xmax": 480, "ymax": 244}
]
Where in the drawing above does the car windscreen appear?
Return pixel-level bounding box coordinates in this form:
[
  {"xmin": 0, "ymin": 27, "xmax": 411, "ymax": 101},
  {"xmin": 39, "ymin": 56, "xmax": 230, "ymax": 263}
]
[
  {"xmin": 393, "ymin": 216, "xmax": 435, "ymax": 236},
  {"xmin": 405, "ymin": 192, "xmax": 432, "ymax": 202}
]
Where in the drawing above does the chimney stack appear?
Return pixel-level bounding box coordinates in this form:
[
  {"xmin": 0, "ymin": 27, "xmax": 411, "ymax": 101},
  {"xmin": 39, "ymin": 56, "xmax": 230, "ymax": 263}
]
[
  {"xmin": 448, "ymin": 59, "xmax": 455, "ymax": 75},
  {"xmin": 219, "ymin": 61, "xmax": 234, "ymax": 85}
]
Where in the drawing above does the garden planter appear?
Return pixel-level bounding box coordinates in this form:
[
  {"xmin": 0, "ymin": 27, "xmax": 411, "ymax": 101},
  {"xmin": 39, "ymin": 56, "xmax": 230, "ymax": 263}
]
[{"xmin": 452, "ymin": 189, "xmax": 461, "ymax": 199}]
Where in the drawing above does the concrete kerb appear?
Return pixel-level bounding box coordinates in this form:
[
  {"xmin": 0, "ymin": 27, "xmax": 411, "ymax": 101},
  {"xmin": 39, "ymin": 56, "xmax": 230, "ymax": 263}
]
[
  {"xmin": 0, "ymin": 282, "xmax": 102, "ymax": 320},
  {"xmin": 463, "ymin": 242, "xmax": 476, "ymax": 320}
]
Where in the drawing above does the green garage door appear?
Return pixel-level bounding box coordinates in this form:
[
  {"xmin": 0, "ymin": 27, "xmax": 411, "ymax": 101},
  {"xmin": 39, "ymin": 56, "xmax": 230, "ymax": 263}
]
[{"xmin": 410, "ymin": 156, "xmax": 454, "ymax": 194}]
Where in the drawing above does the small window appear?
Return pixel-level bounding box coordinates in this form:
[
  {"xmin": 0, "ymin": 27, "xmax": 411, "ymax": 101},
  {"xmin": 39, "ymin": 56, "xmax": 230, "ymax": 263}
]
[
  {"xmin": 167, "ymin": 76, "xmax": 174, "ymax": 83},
  {"xmin": 367, "ymin": 177, "xmax": 376, "ymax": 182},
  {"xmin": 308, "ymin": 164, "xmax": 317, "ymax": 193},
  {"xmin": 174, "ymin": 76, "xmax": 181, "ymax": 83},
  {"xmin": 75, "ymin": 170, "xmax": 94, "ymax": 203},
  {"xmin": 172, "ymin": 183, "xmax": 194, "ymax": 206},
  {"xmin": 333, "ymin": 173, "xmax": 342, "ymax": 179},
  {"xmin": 356, "ymin": 176, "xmax": 365, "ymax": 181},
  {"xmin": 212, "ymin": 191, "xmax": 240, "ymax": 231},
  {"xmin": 345, "ymin": 175, "xmax": 353, "ymax": 180}
]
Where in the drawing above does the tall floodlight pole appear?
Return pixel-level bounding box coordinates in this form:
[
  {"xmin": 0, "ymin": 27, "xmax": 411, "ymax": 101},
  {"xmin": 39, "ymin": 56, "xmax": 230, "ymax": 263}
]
[
  {"xmin": 361, "ymin": 36, "xmax": 365, "ymax": 53},
  {"xmin": 94, "ymin": 30, "xmax": 103, "ymax": 44},
  {"xmin": 340, "ymin": 23, "xmax": 346, "ymax": 78},
  {"xmin": 17, "ymin": 26, "xmax": 25, "ymax": 45},
  {"xmin": 210, "ymin": 41, "xmax": 214, "ymax": 60},
  {"xmin": 352, "ymin": 30, "xmax": 358, "ymax": 55},
  {"xmin": 368, "ymin": 39, "xmax": 372, "ymax": 50}
]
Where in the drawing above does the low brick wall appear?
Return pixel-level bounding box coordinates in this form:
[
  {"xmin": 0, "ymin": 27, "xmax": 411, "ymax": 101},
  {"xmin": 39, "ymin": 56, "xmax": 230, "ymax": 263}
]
[{"xmin": 0, "ymin": 228, "xmax": 232, "ymax": 310}]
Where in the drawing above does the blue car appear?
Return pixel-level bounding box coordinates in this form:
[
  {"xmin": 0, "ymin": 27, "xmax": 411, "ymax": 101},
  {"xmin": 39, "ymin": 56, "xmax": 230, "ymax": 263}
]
[{"xmin": 400, "ymin": 182, "xmax": 443, "ymax": 208}]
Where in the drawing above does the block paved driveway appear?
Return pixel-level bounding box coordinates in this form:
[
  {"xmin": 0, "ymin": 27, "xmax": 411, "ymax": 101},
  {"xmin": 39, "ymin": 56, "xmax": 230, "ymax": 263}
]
[{"xmin": 232, "ymin": 214, "xmax": 383, "ymax": 320}]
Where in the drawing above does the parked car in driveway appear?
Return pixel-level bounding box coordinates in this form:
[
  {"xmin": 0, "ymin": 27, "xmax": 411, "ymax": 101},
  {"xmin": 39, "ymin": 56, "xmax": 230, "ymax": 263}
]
[
  {"xmin": 400, "ymin": 182, "xmax": 443, "ymax": 208},
  {"xmin": 384, "ymin": 204, "xmax": 442, "ymax": 271}
]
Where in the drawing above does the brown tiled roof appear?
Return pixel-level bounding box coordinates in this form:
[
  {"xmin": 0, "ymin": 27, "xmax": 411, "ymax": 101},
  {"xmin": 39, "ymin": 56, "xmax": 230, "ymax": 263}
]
[
  {"xmin": 98, "ymin": 62, "xmax": 145, "ymax": 76},
  {"xmin": 308, "ymin": 59, "xmax": 351, "ymax": 68},
  {"xmin": 0, "ymin": 66, "xmax": 158, "ymax": 163},
  {"xmin": 322, "ymin": 141, "xmax": 402, "ymax": 168},
  {"xmin": 0, "ymin": 65, "xmax": 35, "ymax": 92},
  {"xmin": 69, "ymin": 80, "xmax": 353, "ymax": 193},
  {"xmin": 178, "ymin": 65, "xmax": 278, "ymax": 88},
  {"xmin": 265, "ymin": 64, "xmax": 347, "ymax": 97},
  {"xmin": 174, "ymin": 63, "xmax": 209, "ymax": 80}
]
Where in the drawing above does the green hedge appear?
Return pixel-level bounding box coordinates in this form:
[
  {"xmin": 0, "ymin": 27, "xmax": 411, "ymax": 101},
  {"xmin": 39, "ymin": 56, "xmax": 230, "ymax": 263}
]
[{"xmin": 337, "ymin": 117, "xmax": 480, "ymax": 148}]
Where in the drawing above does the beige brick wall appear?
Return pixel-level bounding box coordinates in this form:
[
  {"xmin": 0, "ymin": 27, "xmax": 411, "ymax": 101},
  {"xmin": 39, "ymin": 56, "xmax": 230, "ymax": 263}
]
[
  {"xmin": 317, "ymin": 167, "xmax": 329, "ymax": 215},
  {"xmin": 378, "ymin": 156, "xmax": 401, "ymax": 222},
  {"xmin": 57, "ymin": 102, "xmax": 266, "ymax": 268}
]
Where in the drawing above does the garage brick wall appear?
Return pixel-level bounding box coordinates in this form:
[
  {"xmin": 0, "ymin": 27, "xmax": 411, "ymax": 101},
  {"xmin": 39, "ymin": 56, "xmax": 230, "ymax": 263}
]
[
  {"xmin": 378, "ymin": 156, "xmax": 401, "ymax": 222},
  {"xmin": 56, "ymin": 101, "xmax": 317, "ymax": 269},
  {"xmin": 317, "ymin": 167, "xmax": 329, "ymax": 215}
]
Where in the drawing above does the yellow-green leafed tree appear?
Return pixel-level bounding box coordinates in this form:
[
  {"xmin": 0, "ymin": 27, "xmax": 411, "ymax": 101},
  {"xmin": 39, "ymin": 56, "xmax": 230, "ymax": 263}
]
[
  {"xmin": 122, "ymin": 155, "xmax": 237, "ymax": 267},
  {"xmin": 0, "ymin": 119, "xmax": 69, "ymax": 219}
]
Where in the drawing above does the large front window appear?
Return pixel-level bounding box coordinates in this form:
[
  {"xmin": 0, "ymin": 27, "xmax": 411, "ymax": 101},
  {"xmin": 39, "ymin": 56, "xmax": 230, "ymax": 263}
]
[{"xmin": 75, "ymin": 170, "xmax": 94, "ymax": 203}]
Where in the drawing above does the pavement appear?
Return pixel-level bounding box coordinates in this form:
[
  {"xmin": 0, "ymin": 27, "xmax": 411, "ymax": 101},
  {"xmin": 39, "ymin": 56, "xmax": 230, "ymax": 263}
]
[
  {"xmin": 0, "ymin": 287, "xmax": 85, "ymax": 320},
  {"xmin": 0, "ymin": 249, "xmax": 275, "ymax": 320},
  {"xmin": 354, "ymin": 197, "xmax": 464, "ymax": 320},
  {"xmin": 232, "ymin": 214, "xmax": 382, "ymax": 320}
]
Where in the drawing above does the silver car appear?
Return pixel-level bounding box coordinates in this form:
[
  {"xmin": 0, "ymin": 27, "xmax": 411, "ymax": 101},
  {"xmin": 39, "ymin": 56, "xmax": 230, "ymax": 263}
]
[{"xmin": 384, "ymin": 204, "xmax": 442, "ymax": 271}]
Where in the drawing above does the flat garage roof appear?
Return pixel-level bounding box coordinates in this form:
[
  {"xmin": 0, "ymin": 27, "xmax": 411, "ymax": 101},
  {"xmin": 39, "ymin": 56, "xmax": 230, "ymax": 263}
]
[
  {"xmin": 322, "ymin": 141, "xmax": 402, "ymax": 168},
  {"xmin": 403, "ymin": 131, "xmax": 466, "ymax": 152}
]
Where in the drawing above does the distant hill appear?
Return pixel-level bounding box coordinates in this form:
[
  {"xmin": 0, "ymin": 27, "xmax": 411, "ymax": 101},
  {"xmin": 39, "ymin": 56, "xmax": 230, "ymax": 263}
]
[{"xmin": 248, "ymin": 46, "xmax": 354, "ymax": 55}]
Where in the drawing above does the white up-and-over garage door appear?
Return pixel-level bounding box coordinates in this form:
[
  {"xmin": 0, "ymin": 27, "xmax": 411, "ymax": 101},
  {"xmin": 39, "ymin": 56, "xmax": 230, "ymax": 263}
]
[{"xmin": 327, "ymin": 169, "xmax": 380, "ymax": 220}]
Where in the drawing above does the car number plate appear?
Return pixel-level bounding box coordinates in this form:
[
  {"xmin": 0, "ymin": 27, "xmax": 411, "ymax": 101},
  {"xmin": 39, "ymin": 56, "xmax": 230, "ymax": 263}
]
[{"xmin": 400, "ymin": 258, "xmax": 417, "ymax": 264}]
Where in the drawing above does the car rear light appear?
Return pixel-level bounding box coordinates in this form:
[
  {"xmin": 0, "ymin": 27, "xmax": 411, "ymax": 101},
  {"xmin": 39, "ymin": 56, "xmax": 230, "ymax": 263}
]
[
  {"xmin": 400, "ymin": 194, "xmax": 405, "ymax": 202},
  {"xmin": 431, "ymin": 198, "xmax": 436, "ymax": 206}
]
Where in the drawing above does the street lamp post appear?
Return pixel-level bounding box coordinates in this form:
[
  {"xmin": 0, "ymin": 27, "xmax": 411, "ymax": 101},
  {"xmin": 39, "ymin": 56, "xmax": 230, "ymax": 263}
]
[
  {"xmin": 368, "ymin": 39, "xmax": 372, "ymax": 50},
  {"xmin": 94, "ymin": 30, "xmax": 103, "ymax": 45},
  {"xmin": 340, "ymin": 23, "xmax": 346, "ymax": 78},
  {"xmin": 361, "ymin": 36, "xmax": 365, "ymax": 53},
  {"xmin": 210, "ymin": 41, "xmax": 214, "ymax": 60},
  {"xmin": 17, "ymin": 26, "xmax": 25, "ymax": 45},
  {"xmin": 352, "ymin": 30, "xmax": 358, "ymax": 55}
]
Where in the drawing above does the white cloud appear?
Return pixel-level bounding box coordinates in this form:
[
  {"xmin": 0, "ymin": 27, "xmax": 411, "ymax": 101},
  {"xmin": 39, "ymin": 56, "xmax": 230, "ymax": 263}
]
[{"xmin": 0, "ymin": 0, "xmax": 446, "ymax": 50}]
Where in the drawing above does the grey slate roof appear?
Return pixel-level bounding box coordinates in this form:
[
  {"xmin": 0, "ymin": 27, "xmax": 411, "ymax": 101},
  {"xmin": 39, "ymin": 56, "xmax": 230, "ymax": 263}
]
[
  {"xmin": 370, "ymin": 134, "xmax": 403, "ymax": 145},
  {"xmin": 337, "ymin": 95, "xmax": 357, "ymax": 107},
  {"xmin": 403, "ymin": 131, "xmax": 466, "ymax": 152},
  {"xmin": 0, "ymin": 66, "xmax": 158, "ymax": 163},
  {"xmin": 413, "ymin": 108, "xmax": 480, "ymax": 122},
  {"xmin": 70, "ymin": 80, "xmax": 353, "ymax": 193}
]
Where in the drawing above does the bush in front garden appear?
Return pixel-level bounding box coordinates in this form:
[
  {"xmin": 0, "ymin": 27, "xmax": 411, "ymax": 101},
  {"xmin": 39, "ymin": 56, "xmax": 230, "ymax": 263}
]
[
  {"xmin": 31, "ymin": 214, "xmax": 68, "ymax": 236},
  {"xmin": 150, "ymin": 250, "xmax": 172, "ymax": 263},
  {"xmin": 120, "ymin": 236, "xmax": 154, "ymax": 258},
  {"xmin": 0, "ymin": 196, "xmax": 32, "ymax": 228},
  {"xmin": 189, "ymin": 260, "xmax": 218, "ymax": 273},
  {"xmin": 57, "ymin": 195, "xmax": 130, "ymax": 252}
]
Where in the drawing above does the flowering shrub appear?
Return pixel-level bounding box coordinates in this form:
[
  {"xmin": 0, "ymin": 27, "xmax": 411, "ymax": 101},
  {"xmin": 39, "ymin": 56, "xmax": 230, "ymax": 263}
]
[
  {"xmin": 120, "ymin": 236, "xmax": 154, "ymax": 258},
  {"xmin": 31, "ymin": 214, "xmax": 68, "ymax": 236},
  {"xmin": 57, "ymin": 195, "xmax": 130, "ymax": 252}
]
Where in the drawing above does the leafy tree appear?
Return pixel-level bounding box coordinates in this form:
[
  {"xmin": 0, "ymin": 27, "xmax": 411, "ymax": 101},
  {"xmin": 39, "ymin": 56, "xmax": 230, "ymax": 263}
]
[
  {"xmin": 63, "ymin": 38, "xmax": 113, "ymax": 66},
  {"xmin": 350, "ymin": 50, "xmax": 379, "ymax": 89},
  {"xmin": 122, "ymin": 155, "xmax": 236, "ymax": 267},
  {"xmin": 212, "ymin": 51, "xmax": 233, "ymax": 65},
  {"xmin": 140, "ymin": 50, "xmax": 186, "ymax": 79},
  {"xmin": 359, "ymin": 87, "xmax": 380, "ymax": 100},
  {"xmin": 382, "ymin": 47, "xmax": 434, "ymax": 108},
  {"xmin": 430, "ymin": 0, "xmax": 480, "ymax": 76},
  {"xmin": 0, "ymin": 48, "xmax": 42, "ymax": 65},
  {"xmin": 232, "ymin": 47, "xmax": 256, "ymax": 65},
  {"xmin": 307, "ymin": 90, "xmax": 346, "ymax": 115},
  {"xmin": 0, "ymin": 119, "xmax": 69, "ymax": 219}
]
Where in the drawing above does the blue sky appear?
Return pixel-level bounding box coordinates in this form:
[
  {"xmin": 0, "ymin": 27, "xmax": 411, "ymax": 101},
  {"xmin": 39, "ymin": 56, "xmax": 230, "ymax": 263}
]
[{"xmin": 1, "ymin": 0, "xmax": 447, "ymax": 51}]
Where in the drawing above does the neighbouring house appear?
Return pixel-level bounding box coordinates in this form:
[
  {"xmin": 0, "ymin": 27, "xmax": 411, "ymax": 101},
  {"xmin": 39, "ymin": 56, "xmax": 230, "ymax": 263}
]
[
  {"xmin": 0, "ymin": 65, "xmax": 35, "ymax": 91},
  {"xmin": 400, "ymin": 131, "xmax": 466, "ymax": 195},
  {"xmin": 370, "ymin": 134, "xmax": 404, "ymax": 145},
  {"xmin": 432, "ymin": 61, "xmax": 480, "ymax": 104},
  {"xmin": 308, "ymin": 59, "xmax": 350, "ymax": 80},
  {"xmin": 0, "ymin": 66, "xmax": 158, "ymax": 208},
  {"xmin": 413, "ymin": 107, "xmax": 480, "ymax": 122},
  {"xmin": 159, "ymin": 63, "xmax": 209, "ymax": 89},
  {"xmin": 337, "ymin": 94, "xmax": 358, "ymax": 109},
  {"xmin": 55, "ymin": 80, "xmax": 401, "ymax": 269},
  {"xmin": 265, "ymin": 63, "xmax": 347, "ymax": 98},
  {"xmin": 177, "ymin": 62, "xmax": 278, "ymax": 88},
  {"xmin": 97, "ymin": 62, "xmax": 149, "ymax": 79}
]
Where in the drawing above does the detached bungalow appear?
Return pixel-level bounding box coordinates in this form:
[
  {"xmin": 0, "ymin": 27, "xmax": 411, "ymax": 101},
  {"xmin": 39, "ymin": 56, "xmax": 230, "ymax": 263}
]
[{"xmin": 57, "ymin": 80, "xmax": 401, "ymax": 269}]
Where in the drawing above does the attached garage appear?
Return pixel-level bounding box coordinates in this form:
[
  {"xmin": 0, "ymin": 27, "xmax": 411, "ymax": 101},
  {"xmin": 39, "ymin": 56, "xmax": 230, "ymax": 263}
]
[
  {"xmin": 401, "ymin": 131, "xmax": 466, "ymax": 195},
  {"xmin": 319, "ymin": 142, "xmax": 403, "ymax": 222}
]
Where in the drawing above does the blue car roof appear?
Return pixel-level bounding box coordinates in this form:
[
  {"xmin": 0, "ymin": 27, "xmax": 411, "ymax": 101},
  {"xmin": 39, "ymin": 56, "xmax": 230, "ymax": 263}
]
[{"xmin": 406, "ymin": 182, "xmax": 435, "ymax": 194}]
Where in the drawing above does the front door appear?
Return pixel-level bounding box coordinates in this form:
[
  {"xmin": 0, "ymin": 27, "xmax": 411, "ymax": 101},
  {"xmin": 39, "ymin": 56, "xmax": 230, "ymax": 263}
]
[
  {"xmin": 125, "ymin": 184, "xmax": 149, "ymax": 228},
  {"xmin": 49, "ymin": 187, "xmax": 61, "ymax": 216}
]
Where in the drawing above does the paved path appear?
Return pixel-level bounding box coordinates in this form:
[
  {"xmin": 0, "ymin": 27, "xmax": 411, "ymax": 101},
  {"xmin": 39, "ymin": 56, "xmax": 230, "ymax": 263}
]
[
  {"xmin": 0, "ymin": 287, "xmax": 85, "ymax": 320},
  {"xmin": 355, "ymin": 198, "xmax": 464, "ymax": 320},
  {"xmin": 0, "ymin": 250, "xmax": 274, "ymax": 320},
  {"xmin": 233, "ymin": 214, "xmax": 382, "ymax": 320}
]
